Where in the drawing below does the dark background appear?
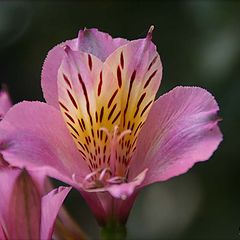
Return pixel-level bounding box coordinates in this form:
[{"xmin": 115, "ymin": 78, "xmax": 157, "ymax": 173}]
[{"xmin": 0, "ymin": 1, "xmax": 239, "ymax": 239}]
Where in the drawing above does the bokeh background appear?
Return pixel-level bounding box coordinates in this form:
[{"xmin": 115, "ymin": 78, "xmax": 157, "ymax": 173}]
[{"xmin": 0, "ymin": 1, "xmax": 239, "ymax": 239}]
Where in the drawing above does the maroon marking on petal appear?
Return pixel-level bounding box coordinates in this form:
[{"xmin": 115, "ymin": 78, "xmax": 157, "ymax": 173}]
[
  {"xmin": 99, "ymin": 157, "xmax": 102, "ymax": 165},
  {"xmin": 78, "ymin": 141, "xmax": 85, "ymax": 150},
  {"xmin": 67, "ymin": 122, "xmax": 79, "ymax": 136},
  {"xmin": 81, "ymin": 118, "xmax": 86, "ymax": 130},
  {"xmin": 78, "ymin": 150, "xmax": 86, "ymax": 158},
  {"xmin": 71, "ymin": 133, "xmax": 78, "ymax": 139},
  {"xmin": 78, "ymin": 119, "xmax": 84, "ymax": 132},
  {"xmin": 127, "ymin": 121, "xmax": 131, "ymax": 129},
  {"xmin": 140, "ymin": 100, "xmax": 153, "ymax": 117},
  {"xmin": 84, "ymin": 144, "xmax": 89, "ymax": 153},
  {"xmin": 103, "ymin": 145, "xmax": 106, "ymax": 154},
  {"xmin": 100, "ymin": 106, "xmax": 104, "ymax": 123},
  {"xmin": 134, "ymin": 122, "xmax": 142, "ymax": 136},
  {"xmin": 131, "ymin": 123, "xmax": 135, "ymax": 131},
  {"xmin": 134, "ymin": 93, "xmax": 146, "ymax": 118},
  {"xmin": 64, "ymin": 112, "xmax": 75, "ymax": 124},
  {"xmin": 123, "ymin": 70, "xmax": 136, "ymax": 127},
  {"xmin": 59, "ymin": 101, "xmax": 69, "ymax": 112},
  {"xmin": 95, "ymin": 111, "xmax": 98, "ymax": 123},
  {"xmin": 120, "ymin": 52, "xmax": 124, "ymax": 69},
  {"xmin": 78, "ymin": 73, "xmax": 93, "ymax": 125},
  {"xmin": 147, "ymin": 56, "xmax": 158, "ymax": 71},
  {"xmin": 97, "ymin": 129, "xmax": 100, "ymax": 139},
  {"xmin": 88, "ymin": 136, "xmax": 91, "ymax": 143},
  {"xmin": 63, "ymin": 73, "xmax": 72, "ymax": 89},
  {"xmin": 112, "ymin": 110, "xmax": 121, "ymax": 124},
  {"xmin": 117, "ymin": 66, "xmax": 122, "ymax": 88},
  {"xmin": 98, "ymin": 146, "xmax": 100, "ymax": 154},
  {"xmin": 144, "ymin": 70, "xmax": 157, "ymax": 89},
  {"xmin": 108, "ymin": 89, "xmax": 118, "ymax": 108},
  {"xmin": 91, "ymin": 128, "xmax": 95, "ymax": 138},
  {"xmin": 85, "ymin": 137, "xmax": 89, "ymax": 145},
  {"xmin": 93, "ymin": 139, "xmax": 96, "ymax": 147},
  {"xmin": 67, "ymin": 90, "xmax": 78, "ymax": 109},
  {"xmin": 100, "ymin": 130, "xmax": 103, "ymax": 141},
  {"xmin": 103, "ymin": 155, "xmax": 106, "ymax": 163},
  {"xmin": 105, "ymin": 135, "xmax": 108, "ymax": 143},
  {"xmin": 132, "ymin": 137, "xmax": 137, "ymax": 147},
  {"xmin": 88, "ymin": 54, "xmax": 93, "ymax": 71},
  {"xmin": 108, "ymin": 103, "xmax": 117, "ymax": 120},
  {"xmin": 98, "ymin": 71, "xmax": 103, "ymax": 96}
]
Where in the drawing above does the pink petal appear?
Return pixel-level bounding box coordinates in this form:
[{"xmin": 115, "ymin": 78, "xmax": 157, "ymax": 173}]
[
  {"xmin": 0, "ymin": 169, "xmax": 20, "ymax": 227},
  {"xmin": 130, "ymin": 87, "xmax": 223, "ymax": 186},
  {"xmin": 77, "ymin": 28, "xmax": 128, "ymax": 62},
  {"xmin": 7, "ymin": 170, "xmax": 41, "ymax": 239},
  {"xmin": 58, "ymin": 48, "xmax": 120, "ymax": 171},
  {"xmin": 106, "ymin": 169, "xmax": 148, "ymax": 199},
  {"xmin": 0, "ymin": 101, "xmax": 89, "ymax": 184},
  {"xmin": 41, "ymin": 28, "xmax": 128, "ymax": 108},
  {"xmin": 104, "ymin": 33, "xmax": 162, "ymax": 176},
  {"xmin": 0, "ymin": 88, "xmax": 12, "ymax": 119},
  {"xmin": 41, "ymin": 186, "xmax": 71, "ymax": 240}
]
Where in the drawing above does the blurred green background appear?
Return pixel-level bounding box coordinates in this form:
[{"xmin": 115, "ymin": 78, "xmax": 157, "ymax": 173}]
[{"xmin": 0, "ymin": 1, "xmax": 239, "ymax": 239}]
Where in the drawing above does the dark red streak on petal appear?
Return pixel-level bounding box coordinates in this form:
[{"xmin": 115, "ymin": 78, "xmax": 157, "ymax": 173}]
[
  {"xmin": 78, "ymin": 73, "xmax": 93, "ymax": 125},
  {"xmin": 98, "ymin": 71, "xmax": 103, "ymax": 96},
  {"xmin": 147, "ymin": 56, "xmax": 158, "ymax": 71},
  {"xmin": 67, "ymin": 90, "xmax": 78, "ymax": 109},
  {"xmin": 108, "ymin": 103, "xmax": 117, "ymax": 120},
  {"xmin": 64, "ymin": 112, "xmax": 75, "ymax": 124},
  {"xmin": 134, "ymin": 122, "xmax": 142, "ymax": 136},
  {"xmin": 120, "ymin": 52, "xmax": 124, "ymax": 69},
  {"xmin": 59, "ymin": 101, "xmax": 69, "ymax": 112},
  {"xmin": 108, "ymin": 89, "xmax": 118, "ymax": 108},
  {"xmin": 95, "ymin": 111, "xmax": 98, "ymax": 123},
  {"xmin": 88, "ymin": 54, "xmax": 93, "ymax": 71},
  {"xmin": 117, "ymin": 66, "xmax": 122, "ymax": 88},
  {"xmin": 144, "ymin": 70, "xmax": 157, "ymax": 89},
  {"xmin": 63, "ymin": 74, "xmax": 72, "ymax": 89},
  {"xmin": 67, "ymin": 122, "xmax": 79, "ymax": 136},
  {"xmin": 78, "ymin": 119, "xmax": 84, "ymax": 132},
  {"xmin": 134, "ymin": 93, "xmax": 146, "ymax": 118},
  {"xmin": 71, "ymin": 133, "xmax": 78, "ymax": 139},
  {"xmin": 123, "ymin": 70, "xmax": 136, "ymax": 127},
  {"xmin": 77, "ymin": 141, "xmax": 85, "ymax": 150},
  {"xmin": 100, "ymin": 106, "xmax": 104, "ymax": 123},
  {"xmin": 81, "ymin": 118, "xmax": 86, "ymax": 130},
  {"xmin": 140, "ymin": 100, "xmax": 153, "ymax": 117},
  {"xmin": 112, "ymin": 110, "xmax": 121, "ymax": 124}
]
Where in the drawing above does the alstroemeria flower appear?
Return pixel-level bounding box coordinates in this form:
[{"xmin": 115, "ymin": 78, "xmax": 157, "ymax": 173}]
[
  {"xmin": 0, "ymin": 28, "xmax": 222, "ymax": 225},
  {"xmin": 0, "ymin": 168, "xmax": 71, "ymax": 240}
]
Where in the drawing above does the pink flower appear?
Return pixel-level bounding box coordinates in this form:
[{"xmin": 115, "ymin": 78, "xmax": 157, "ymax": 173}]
[
  {"xmin": 0, "ymin": 28, "xmax": 222, "ymax": 225},
  {"xmin": 0, "ymin": 168, "xmax": 71, "ymax": 239}
]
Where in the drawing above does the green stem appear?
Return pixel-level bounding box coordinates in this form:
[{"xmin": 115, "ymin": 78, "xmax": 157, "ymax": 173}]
[{"xmin": 100, "ymin": 220, "xmax": 127, "ymax": 240}]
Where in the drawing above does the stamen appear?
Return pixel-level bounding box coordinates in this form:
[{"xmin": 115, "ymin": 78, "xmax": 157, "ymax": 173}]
[
  {"xmin": 99, "ymin": 167, "xmax": 111, "ymax": 181},
  {"xmin": 107, "ymin": 176, "xmax": 126, "ymax": 184}
]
